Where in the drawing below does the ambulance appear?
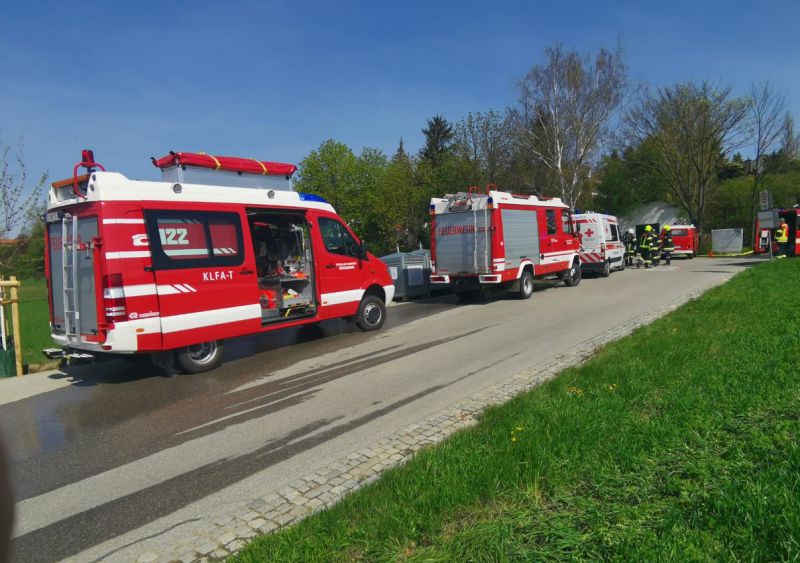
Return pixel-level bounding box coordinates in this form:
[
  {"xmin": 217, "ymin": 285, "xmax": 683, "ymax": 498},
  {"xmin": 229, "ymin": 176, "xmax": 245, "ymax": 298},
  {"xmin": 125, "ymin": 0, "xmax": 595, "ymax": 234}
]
[
  {"xmin": 571, "ymin": 212, "xmax": 625, "ymax": 276},
  {"xmin": 43, "ymin": 150, "xmax": 395, "ymax": 372},
  {"xmin": 429, "ymin": 186, "xmax": 581, "ymax": 300}
]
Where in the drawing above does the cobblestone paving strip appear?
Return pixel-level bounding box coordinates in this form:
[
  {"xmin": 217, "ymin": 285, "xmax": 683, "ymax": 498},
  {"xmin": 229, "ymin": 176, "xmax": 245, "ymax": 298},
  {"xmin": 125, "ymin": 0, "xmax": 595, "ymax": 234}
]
[{"xmin": 130, "ymin": 280, "xmax": 725, "ymax": 563}]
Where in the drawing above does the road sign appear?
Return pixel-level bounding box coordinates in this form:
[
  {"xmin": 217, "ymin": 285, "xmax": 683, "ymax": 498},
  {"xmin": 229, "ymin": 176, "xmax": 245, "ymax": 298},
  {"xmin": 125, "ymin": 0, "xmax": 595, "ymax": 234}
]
[
  {"xmin": 757, "ymin": 209, "xmax": 779, "ymax": 229},
  {"xmin": 759, "ymin": 189, "xmax": 773, "ymax": 211}
]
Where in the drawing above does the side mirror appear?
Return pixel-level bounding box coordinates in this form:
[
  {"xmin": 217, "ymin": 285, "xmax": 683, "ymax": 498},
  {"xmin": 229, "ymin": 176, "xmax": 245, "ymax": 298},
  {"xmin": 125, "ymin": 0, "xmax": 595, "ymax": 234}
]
[
  {"xmin": 359, "ymin": 242, "xmax": 368, "ymax": 260},
  {"xmin": 575, "ymin": 223, "xmax": 580, "ymax": 232}
]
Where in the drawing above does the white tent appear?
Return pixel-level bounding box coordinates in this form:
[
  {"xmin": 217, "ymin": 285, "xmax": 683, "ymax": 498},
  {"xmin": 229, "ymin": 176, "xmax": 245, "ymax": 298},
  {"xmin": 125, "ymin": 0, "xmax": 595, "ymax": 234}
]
[{"xmin": 619, "ymin": 201, "xmax": 692, "ymax": 231}]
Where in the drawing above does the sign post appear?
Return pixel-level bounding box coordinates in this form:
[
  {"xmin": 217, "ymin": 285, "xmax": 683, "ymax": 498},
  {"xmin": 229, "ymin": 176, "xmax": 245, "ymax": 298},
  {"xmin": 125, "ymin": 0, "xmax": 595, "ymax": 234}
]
[
  {"xmin": 757, "ymin": 209, "xmax": 779, "ymax": 262},
  {"xmin": 759, "ymin": 189, "xmax": 773, "ymax": 211}
]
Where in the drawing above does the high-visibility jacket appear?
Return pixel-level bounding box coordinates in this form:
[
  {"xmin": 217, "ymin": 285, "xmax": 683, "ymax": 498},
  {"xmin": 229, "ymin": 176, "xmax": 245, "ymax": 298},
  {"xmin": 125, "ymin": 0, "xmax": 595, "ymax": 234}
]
[
  {"xmin": 775, "ymin": 226, "xmax": 788, "ymax": 243},
  {"xmin": 662, "ymin": 232, "xmax": 674, "ymax": 252}
]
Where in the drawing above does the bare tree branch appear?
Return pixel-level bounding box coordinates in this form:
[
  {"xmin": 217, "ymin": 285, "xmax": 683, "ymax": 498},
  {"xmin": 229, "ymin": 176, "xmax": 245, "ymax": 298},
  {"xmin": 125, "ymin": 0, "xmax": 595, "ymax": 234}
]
[
  {"xmin": 0, "ymin": 137, "xmax": 47, "ymax": 267},
  {"xmin": 623, "ymin": 81, "xmax": 749, "ymax": 232}
]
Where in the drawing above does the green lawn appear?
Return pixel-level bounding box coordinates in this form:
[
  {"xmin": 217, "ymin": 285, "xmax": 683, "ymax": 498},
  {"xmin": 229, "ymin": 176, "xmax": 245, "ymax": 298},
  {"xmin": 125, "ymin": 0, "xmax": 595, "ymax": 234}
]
[
  {"xmin": 14, "ymin": 278, "xmax": 56, "ymax": 372},
  {"xmin": 233, "ymin": 258, "xmax": 800, "ymax": 562}
]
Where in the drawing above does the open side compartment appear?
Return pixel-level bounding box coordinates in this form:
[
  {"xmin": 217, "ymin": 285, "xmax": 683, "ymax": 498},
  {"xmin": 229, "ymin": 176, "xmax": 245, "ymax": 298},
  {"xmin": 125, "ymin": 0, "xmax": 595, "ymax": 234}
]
[{"xmin": 247, "ymin": 209, "xmax": 317, "ymax": 325}]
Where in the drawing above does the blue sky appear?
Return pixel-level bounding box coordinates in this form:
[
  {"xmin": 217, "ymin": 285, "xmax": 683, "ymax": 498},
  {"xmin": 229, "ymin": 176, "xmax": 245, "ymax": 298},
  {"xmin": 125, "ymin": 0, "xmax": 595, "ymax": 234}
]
[{"xmin": 1, "ymin": 0, "xmax": 798, "ymax": 185}]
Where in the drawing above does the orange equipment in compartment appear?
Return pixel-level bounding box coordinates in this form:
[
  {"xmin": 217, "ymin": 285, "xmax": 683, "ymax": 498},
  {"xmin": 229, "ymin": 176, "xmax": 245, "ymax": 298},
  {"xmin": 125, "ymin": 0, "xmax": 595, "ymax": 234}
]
[{"xmin": 259, "ymin": 289, "xmax": 277, "ymax": 309}]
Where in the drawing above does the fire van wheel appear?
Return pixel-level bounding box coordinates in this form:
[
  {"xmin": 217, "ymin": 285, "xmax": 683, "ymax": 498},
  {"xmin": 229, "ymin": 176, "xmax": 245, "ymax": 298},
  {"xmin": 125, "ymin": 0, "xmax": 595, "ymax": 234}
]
[
  {"xmin": 355, "ymin": 295, "xmax": 385, "ymax": 331},
  {"xmin": 562, "ymin": 260, "xmax": 582, "ymax": 287},
  {"xmin": 517, "ymin": 271, "xmax": 534, "ymax": 299},
  {"xmin": 175, "ymin": 340, "xmax": 225, "ymax": 374},
  {"xmin": 600, "ymin": 260, "xmax": 611, "ymax": 277}
]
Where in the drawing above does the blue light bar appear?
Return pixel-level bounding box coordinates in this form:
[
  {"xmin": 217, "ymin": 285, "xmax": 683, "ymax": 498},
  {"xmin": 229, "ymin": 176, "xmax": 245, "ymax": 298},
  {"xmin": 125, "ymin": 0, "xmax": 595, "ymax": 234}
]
[{"xmin": 299, "ymin": 192, "xmax": 329, "ymax": 204}]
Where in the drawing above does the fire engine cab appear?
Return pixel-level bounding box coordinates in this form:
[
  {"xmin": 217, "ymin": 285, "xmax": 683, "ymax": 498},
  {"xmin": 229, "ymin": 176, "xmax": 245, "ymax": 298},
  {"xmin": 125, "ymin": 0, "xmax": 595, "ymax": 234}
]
[
  {"xmin": 429, "ymin": 187, "xmax": 581, "ymax": 300},
  {"xmin": 43, "ymin": 150, "xmax": 394, "ymax": 372}
]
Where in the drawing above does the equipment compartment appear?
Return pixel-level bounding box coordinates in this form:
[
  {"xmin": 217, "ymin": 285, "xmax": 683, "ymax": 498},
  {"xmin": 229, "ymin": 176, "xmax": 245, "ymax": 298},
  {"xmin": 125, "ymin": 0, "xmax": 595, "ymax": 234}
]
[{"xmin": 248, "ymin": 210, "xmax": 316, "ymax": 324}]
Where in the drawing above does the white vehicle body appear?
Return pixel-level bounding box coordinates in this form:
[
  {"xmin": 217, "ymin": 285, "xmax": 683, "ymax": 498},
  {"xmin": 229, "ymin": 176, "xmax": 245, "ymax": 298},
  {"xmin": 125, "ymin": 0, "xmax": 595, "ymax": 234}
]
[{"xmin": 572, "ymin": 212, "xmax": 625, "ymax": 275}]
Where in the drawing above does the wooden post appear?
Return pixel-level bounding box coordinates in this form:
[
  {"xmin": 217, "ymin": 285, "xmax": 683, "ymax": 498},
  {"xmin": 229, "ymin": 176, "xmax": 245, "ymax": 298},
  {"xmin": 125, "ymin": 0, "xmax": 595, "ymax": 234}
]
[{"xmin": 9, "ymin": 276, "xmax": 22, "ymax": 377}]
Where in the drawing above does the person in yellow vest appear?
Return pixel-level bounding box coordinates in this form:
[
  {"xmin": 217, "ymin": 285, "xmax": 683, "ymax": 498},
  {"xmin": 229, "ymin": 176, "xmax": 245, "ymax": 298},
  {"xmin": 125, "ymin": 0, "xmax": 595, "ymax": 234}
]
[{"xmin": 775, "ymin": 220, "xmax": 789, "ymax": 257}]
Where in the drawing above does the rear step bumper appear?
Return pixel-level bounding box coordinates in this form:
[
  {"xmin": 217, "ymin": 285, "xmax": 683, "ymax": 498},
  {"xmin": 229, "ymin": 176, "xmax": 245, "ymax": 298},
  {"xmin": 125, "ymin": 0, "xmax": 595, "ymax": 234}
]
[{"xmin": 42, "ymin": 348, "xmax": 95, "ymax": 363}]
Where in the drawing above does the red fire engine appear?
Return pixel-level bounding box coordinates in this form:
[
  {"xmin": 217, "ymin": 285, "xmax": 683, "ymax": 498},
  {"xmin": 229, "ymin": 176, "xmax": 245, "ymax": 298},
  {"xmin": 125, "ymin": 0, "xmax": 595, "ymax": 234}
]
[
  {"xmin": 43, "ymin": 150, "xmax": 395, "ymax": 372},
  {"xmin": 429, "ymin": 187, "xmax": 581, "ymax": 299},
  {"xmin": 664, "ymin": 224, "xmax": 698, "ymax": 258},
  {"xmin": 754, "ymin": 208, "xmax": 799, "ymax": 256}
]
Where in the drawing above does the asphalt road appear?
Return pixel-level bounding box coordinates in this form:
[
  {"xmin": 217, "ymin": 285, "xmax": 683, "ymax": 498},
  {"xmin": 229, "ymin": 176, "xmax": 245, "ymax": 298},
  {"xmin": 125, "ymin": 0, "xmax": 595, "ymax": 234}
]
[{"xmin": 0, "ymin": 257, "xmax": 761, "ymax": 562}]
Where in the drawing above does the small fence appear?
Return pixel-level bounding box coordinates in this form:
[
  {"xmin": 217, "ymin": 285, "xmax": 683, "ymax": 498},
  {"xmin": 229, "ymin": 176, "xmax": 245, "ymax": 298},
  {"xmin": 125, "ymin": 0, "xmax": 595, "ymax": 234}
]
[
  {"xmin": 0, "ymin": 277, "xmax": 22, "ymax": 377},
  {"xmin": 711, "ymin": 229, "xmax": 744, "ymax": 254}
]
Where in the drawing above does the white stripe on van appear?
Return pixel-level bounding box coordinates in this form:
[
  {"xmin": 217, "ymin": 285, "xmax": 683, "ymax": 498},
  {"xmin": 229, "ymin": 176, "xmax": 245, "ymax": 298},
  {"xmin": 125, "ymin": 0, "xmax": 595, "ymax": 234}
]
[
  {"xmin": 320, "ymin": 289, "xmax": 365, "ymax": 306},
  {"xmin": 105, "ymin": 251, "xmax": 151, "ymax": 259},
  {"xmin": 103, "ymin": 284, "xmax": 158, "ymax": 299},
  {"xmin": 102, "ymin": 218, "xmax": 145, "ymax": 224},
  {"xmin": 160, "ymin": 304, "xmax": 261, "ymax": 334}
]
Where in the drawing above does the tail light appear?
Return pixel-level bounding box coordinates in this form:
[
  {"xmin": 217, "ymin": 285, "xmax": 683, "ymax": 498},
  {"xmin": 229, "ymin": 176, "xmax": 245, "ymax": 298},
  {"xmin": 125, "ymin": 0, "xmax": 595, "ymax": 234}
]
[
  {"xmin": 601, "ymin": 242, "xmax": 606, "ymax": 253},
  {"xmin": 102, "ymin": 273, "xmax": 127, "ymax": 322}
]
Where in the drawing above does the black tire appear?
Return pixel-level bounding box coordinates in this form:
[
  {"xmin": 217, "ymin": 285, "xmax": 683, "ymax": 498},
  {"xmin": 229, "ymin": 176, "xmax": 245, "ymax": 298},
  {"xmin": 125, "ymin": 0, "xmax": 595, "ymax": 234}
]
[
  {"xmin": 600, "ymin": 260, "xmax": 611, "ymax": 277},
  {"xmin": 563, "ymin": 260, "xmax": 582, "ymax": 287},
  {"xmin": 688, "ymin": 252, "xmax": 694, "ymax": 259},
  {"xmin": 175, "ymin": 340, "xmax": 225, "ymax": 374},
  {"xmin": 516, "ymin": 270, "xmax": 534, "ymax": 299},
  {"xmin": 355, "ymin": 295, "xmax": 385, "ymax": 331}
]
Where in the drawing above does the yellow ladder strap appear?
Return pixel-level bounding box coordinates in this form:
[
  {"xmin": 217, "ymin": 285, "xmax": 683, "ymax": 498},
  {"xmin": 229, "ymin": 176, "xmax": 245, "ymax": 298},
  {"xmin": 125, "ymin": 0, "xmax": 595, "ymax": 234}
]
[
  {"xmin": 198, "ymin": 152, "xmax": 221, "ymax": 169},
  {"xmin": 252, "ymin": 158, "xmax": 268, "ymax": 175}
]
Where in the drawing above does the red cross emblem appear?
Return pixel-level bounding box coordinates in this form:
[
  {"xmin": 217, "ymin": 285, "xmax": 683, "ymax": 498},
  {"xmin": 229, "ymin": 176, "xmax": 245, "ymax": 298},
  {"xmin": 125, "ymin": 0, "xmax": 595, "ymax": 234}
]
[{"xmin": 585, "ymin": 228, "xmax": 594, "ymax": 237}]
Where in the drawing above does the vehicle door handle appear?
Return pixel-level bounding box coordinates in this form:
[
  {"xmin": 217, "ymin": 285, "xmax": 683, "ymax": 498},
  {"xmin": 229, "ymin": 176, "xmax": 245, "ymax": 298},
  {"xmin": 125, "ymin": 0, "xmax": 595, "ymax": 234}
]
[
  {"xmin": 325, "ymin": 263, "xmax": 336, "ymax": 269},
  {"xmin": 240, "ymin": 268, "xmax": 255, "ymax": 275}
]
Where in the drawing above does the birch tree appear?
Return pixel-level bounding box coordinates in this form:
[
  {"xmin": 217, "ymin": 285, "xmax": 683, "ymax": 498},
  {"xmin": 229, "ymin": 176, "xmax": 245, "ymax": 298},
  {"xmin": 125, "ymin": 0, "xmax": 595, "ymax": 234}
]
[{"xmin": 508, "ymin": 44, "xmax": 627, "ymax": 207}]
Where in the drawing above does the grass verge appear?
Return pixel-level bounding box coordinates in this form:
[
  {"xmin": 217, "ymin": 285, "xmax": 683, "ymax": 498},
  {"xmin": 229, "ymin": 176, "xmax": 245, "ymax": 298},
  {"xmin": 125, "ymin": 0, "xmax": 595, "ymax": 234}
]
[
  {"xmin": 14, "ymin": 278, "xmax": 56, "ymax": 372},
  {"xmin": 233, "ymin": 258, "xmax": 800, "ymax": 562}
]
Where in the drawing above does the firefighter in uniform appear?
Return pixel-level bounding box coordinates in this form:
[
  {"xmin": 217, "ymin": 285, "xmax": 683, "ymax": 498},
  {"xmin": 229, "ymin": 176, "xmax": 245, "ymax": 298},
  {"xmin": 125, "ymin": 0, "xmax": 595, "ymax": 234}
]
[
  {"xmin": 649, "ymin": 226, "xmax": 661, "ymax": 267},
  {"xmin": 775, "ymin": 220, "xmax": 789, "ymax": 257},
  {"xmin": 639, "ymin": 225, "xmax": 654, "ymax": 268},
  {"xmin": 661, "ymin": 225, "xmax": 674, "ymax": 265},
  {"xmin": 623, "ymin": 228, "xmax": 637, "ymax": 266}
]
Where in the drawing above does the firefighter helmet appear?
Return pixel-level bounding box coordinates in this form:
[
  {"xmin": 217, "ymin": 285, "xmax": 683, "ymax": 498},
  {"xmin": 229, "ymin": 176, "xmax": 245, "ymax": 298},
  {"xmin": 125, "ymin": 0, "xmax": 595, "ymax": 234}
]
[
  {"xmin": 664, "ymin": 225, "xmax": 671, "ymax": 231},
  {"xmin": 645, "ymin": 225, "xmax": 653, "ymax": 232}
]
